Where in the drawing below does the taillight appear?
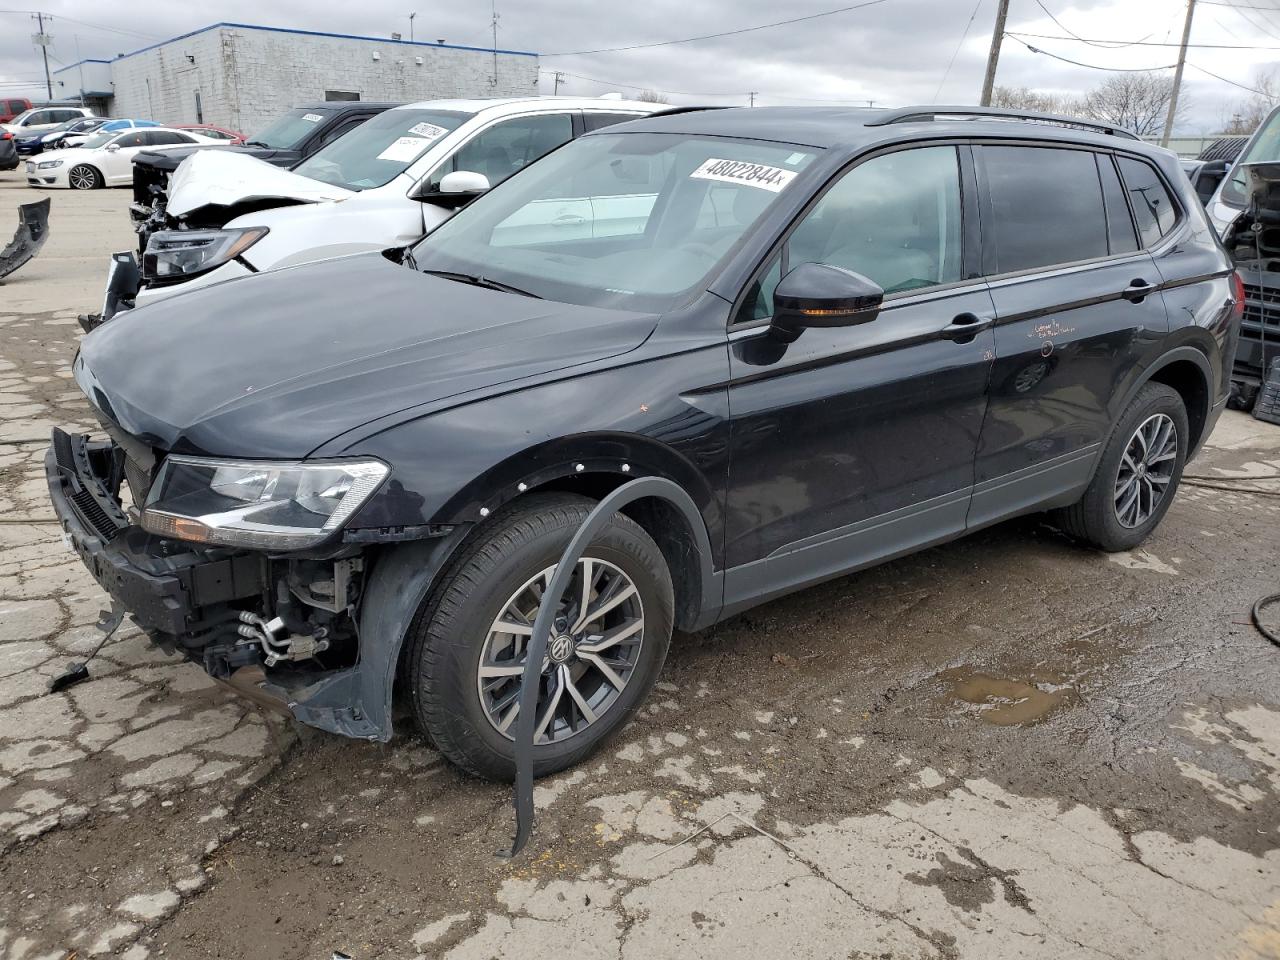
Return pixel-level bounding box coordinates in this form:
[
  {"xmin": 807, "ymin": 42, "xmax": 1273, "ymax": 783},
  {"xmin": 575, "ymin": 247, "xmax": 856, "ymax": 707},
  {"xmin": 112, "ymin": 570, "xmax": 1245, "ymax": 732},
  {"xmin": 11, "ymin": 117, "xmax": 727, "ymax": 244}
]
[{"xmin": 1233, "ymin": 270, "xmax": 1247, "ymax": 321}]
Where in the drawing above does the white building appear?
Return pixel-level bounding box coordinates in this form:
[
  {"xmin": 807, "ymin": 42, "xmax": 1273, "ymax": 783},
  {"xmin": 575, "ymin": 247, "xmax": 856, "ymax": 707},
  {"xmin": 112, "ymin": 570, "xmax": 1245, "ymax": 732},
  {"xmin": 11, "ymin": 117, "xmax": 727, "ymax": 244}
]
[{"xmin": 51, "ymin": 22, "xmax": 539, "ymax": 134}]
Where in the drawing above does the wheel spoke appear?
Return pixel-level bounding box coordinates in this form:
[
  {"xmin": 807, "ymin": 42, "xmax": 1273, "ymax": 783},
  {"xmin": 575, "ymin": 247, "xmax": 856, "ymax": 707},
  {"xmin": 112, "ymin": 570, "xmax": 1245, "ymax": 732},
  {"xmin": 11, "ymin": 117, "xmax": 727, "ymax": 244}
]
[
  {"xmin": 1147, "ymin": 473, "xmax": 1171, "ymax": 487},
  {"xmin": 561, "ymin": 665, "xmax": 597, "ymax": 726},
  {"xmin": 580, "ymin": 651, "xmax": 626, "ymax": 690},
  {"xmin": 576, "ymin": 581, "xmax": 638, "ymax": 632},
  {"xmin": 479, "ymin": 662, "xmax": 525, "ymax": 678},
  {"xmin": 577, "ymin": 617, "xmax": 644, "ymax": 655},
  {"xmin": 534, "ymin": 672, "xmax": 565, "ymax": 741},
  {"xmin": 577, "ymin": 559, "xmax": 594, "ymax": 627},
  {"xmin": 1114, "ymin": 473, "xmax": 1138, "ymax": 502},
  {"xmin": 496, "ymin": 699, "xmax": 520, "ymax": 733},
  {"xmin": 1117, "ymin": 483, "xmax": 1140, "ymax": 524},
  {"xmin": 493, "ymin": 619, "xmax": 533, "ymax": 636}
]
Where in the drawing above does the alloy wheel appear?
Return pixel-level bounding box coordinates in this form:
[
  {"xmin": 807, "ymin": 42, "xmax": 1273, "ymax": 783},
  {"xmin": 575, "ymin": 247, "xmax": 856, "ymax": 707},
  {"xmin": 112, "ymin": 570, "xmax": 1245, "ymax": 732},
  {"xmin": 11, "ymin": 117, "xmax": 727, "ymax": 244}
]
[
  {"xmin": 1113, "ymin": 413, "xmax": 1178, "ymax": 529},
  {"xmin": 477, "ymin": 557, "xmax": 645, "ymax": 744},
  {"xmin": 68, "ymin": 166, "xmax": 95, "ymax": 190}
]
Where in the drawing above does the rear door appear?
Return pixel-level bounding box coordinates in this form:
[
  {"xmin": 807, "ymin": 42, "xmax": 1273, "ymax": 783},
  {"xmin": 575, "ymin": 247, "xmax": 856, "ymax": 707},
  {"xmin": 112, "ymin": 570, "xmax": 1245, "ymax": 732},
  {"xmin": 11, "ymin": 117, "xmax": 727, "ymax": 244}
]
[
  {"xmin": 723, "ymin": 143, "xmax": 996, "ymax": 605},
  {"xmin": 969, "ymin": 143, "xmax": 1169, "ymax": 527},
  {"xmin": 100, "ymin": 130, "xmax": 150, "ymax": 183}
]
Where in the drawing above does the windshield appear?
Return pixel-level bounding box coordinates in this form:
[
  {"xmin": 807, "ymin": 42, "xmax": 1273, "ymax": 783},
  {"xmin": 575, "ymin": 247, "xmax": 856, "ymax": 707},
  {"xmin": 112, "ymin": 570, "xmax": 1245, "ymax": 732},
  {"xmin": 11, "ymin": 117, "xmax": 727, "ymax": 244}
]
[
  {"xmin": 292, "ymin": 108, "xmax": 471, "ymax": 190},
  {"xmin": 1223, "ymin": 105, "xmax": 1280, "ymax": 207},
  {"xmin": 247, "ymin": 109, "xmax": 332, "ymax": 150},
  {"xmin": 412, "ymin": 132, "xmax": 819, "ymax": 312}
]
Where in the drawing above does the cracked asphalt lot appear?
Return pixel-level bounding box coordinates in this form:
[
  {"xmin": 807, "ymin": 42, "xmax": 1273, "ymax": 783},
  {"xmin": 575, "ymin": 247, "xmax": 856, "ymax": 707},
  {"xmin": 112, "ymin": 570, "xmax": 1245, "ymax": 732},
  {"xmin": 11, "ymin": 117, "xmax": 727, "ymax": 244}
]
[{"xmin": 2, "ymin": 177, "xmax": 1279, "ymax": 960}]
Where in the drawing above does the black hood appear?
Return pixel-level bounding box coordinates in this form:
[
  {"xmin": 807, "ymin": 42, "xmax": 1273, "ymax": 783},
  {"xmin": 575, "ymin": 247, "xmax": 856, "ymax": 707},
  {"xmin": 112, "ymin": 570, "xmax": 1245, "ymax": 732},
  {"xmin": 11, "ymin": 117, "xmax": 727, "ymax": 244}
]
[
  {"xmin": 134, "ymin": 143, "xmax": 291, "ymax": 174},
  {"xmin": 76, "ymin": 254, "xmax": 658, "ymax": 459}
]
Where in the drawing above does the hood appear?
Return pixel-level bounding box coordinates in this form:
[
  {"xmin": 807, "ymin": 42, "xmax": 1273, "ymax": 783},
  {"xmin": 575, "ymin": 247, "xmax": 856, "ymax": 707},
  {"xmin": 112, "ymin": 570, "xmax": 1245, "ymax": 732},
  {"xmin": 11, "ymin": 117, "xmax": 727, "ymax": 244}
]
[
  {"xmin": 76, "ymin": 253, "xmax": 657, "ymax": 459},
  {"xmin": 35, "ymin": 146, "xmax": 87, "ymax": 163},
  {"xmin": 167, "ymin": 150, "xmax": 352, "ymax": 218}
]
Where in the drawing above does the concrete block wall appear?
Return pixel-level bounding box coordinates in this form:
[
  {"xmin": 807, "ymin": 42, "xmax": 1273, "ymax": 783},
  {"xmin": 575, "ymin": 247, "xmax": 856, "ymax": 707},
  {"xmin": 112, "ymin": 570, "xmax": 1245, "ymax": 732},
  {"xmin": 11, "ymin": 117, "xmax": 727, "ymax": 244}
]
[{"xmin": 104, "ymin": 25, "xmax": 539, "ymax": 135}]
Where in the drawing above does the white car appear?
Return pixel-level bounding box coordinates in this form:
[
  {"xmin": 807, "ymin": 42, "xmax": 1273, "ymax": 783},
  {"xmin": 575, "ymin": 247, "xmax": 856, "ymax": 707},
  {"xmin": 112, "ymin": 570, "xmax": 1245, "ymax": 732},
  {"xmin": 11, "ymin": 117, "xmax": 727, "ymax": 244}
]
[
  {"xmin": 27, "ymin": 127, "xmax": 221, "ymax": 190},
  {"xmin": 2, "ymin": 105, "xmax": 94, "ymax": 136},
  {"xmin": 129, "ymin": 97, "xmax": 661, "ymax": 307}
]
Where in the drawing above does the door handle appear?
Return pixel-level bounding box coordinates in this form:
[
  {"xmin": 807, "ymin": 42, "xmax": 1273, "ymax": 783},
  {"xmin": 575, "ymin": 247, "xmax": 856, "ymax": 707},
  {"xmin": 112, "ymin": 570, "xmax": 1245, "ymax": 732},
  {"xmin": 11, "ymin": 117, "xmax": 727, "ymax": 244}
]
[
  {"xmin": 940, "ymin": 313, "xmax": 995, "ymax": 341},
  {"xmin": 552, "ymin": 214, "xmax": 587, "ymax": 225},
  {"xmin": 1121, "ymin": 278, "xmax": 1155, "ymax": 303}
]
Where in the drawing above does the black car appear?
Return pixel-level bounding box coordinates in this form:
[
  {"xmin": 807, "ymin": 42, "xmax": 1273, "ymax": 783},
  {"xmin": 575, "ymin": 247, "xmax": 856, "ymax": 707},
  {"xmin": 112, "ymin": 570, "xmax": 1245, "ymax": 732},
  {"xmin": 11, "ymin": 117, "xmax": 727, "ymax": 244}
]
[
  {"xmin": 129, "ymin": 102, "xmax": 396, "ymax": 208},
  {"xmin": 49, "ymin": 105, "xmax": 1241, "ymax": 780},
  {"xmin": 0, "ymin": 130, "xmax": 16, "ymax": 171}
]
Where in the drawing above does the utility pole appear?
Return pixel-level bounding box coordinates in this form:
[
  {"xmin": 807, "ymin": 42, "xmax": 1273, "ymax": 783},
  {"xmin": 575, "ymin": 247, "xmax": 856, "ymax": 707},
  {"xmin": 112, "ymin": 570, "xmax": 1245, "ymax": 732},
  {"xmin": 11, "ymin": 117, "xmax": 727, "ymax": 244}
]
[
  {"xmin": 980, "ymin": 0, "xmax": 1010, "ymax": 107},
  {"xmin": 553, "ymin": 71, "xmax": 565, "ymax": 95},
  {"xmin": 408, "ymin": 12, "xmax": 416, "ymax": 42},
  {"xmin": 490, "ymin": 2, "xmax": 500, "ymax": 86},
  {"xmin": 31, "ymin": 12, "xmax": 53, "ymax": 102},
  {"xmin": 1162, "ymin": 0, "xmax": 1196, "ymax": 147},
  {"xmin": 748, "ymin": 91, "xmax": 757, "ymax": 107}
]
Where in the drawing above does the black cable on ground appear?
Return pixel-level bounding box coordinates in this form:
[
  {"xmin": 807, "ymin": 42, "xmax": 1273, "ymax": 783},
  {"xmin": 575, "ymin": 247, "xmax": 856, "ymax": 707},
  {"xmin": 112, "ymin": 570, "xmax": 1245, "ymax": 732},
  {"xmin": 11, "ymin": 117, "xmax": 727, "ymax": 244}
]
[{"xmin": 1254, "ymin": 593, "xmax": 1280, "ymax": 647}]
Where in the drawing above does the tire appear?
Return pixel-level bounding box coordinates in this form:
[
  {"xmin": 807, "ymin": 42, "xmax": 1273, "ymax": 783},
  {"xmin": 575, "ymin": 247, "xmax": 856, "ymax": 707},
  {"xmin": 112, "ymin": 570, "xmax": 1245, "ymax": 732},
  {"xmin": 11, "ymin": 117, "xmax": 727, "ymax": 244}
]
[
  {"xmin": 68, "ymin": 164, "xmax": 101, "ymax": 190},
  {"xmin": 1055, "ymin": 382, "xmax": 1188, "ymax": 552},
  {"xmin": 407, "ymin": 492, "xmax": 674, "ymax": 781}
]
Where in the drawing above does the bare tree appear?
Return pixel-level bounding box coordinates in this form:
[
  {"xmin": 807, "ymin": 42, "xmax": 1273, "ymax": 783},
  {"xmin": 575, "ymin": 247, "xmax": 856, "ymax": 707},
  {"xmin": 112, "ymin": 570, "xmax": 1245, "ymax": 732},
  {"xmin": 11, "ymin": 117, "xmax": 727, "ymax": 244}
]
[
  {"xmin": 1224, "ymin": 67, "xmax": 1280, "ymax": 134},
  {"xmin": 1077, "ymin": 72, "xmax": 1185, "ymax": 137},
  {"xmin": 990, "ymin": 85, "xmax": 1068, "ymax": 114},
  {"xmin": 635, "ymin": 89, "xmax": 670, "ymax": 104}
]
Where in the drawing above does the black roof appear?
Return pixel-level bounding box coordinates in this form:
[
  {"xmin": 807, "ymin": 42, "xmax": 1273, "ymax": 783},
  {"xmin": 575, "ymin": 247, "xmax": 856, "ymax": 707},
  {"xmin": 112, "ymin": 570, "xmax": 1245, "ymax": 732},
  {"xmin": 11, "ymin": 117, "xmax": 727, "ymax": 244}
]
[{"xmin": 606, "ymin": 104, "xmax": 1149, "ymax": 152}]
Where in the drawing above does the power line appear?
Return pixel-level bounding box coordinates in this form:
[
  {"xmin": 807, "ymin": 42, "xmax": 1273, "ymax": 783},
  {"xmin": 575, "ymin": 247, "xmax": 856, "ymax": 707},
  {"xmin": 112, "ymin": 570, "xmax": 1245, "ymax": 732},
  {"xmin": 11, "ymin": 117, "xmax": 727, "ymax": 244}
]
[
  {"xmin": 0, "ymin": 9, "xmax": 159, "ymax": 40},
  {"xmin": 933, "ymin": 0, "xmax": 985, "ymax": 103},
  {"xmin": 543, "ymin": 0, "xmax": 890, "ymax": 57},
  {"xmin": 542, "ymin": 68, "xmax": 876, "ymax": 104},
  {"xmin": 1007, "ymin": 35, "xmax": 1176, "ymax": 71},
  {"xmin": 1199, "ymin": 0, "xmax": 1280, "ymax": 40},
  {"xmin": 1007, "ymin": 29, "xmax": 1280, "ymax": 49},
  {"xmin": 1186, "ymin": 59, "xmax": 1280, "ymax": 94},
  {"xmin": 1029, "ymin": 0, "xmax": 1155, "ymax": 48}
]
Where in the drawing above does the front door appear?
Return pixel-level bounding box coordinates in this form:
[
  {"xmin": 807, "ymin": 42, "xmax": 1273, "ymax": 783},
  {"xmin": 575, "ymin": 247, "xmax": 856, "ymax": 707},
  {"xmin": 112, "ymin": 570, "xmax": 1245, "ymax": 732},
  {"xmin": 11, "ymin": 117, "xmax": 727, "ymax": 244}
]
[
  {"xmin": 968, "ymin": 144, "xmax": 1171, "ymax": 527},
  {"xmin": 723, "ymin": 144, "xmax": 995, "ymax": 610}
]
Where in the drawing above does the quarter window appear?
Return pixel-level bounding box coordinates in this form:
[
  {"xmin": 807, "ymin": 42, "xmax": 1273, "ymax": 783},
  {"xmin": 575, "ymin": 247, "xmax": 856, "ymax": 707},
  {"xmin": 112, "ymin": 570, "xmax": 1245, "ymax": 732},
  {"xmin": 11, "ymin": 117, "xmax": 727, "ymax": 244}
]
[
  {"xmin": 1117, "ymin": 156, "xmax": 1177, "ymax": 247},
  {"xmin": 984, "ymin": 146, "xmax": 1109, "ymax": 273},
  {"xmin": 1097, "ymin": 154, "xmax": 1139, "ymax": 255},
  {"xmin": 741, "ymin": 145, "xmax": 963, "ymax": 322}
]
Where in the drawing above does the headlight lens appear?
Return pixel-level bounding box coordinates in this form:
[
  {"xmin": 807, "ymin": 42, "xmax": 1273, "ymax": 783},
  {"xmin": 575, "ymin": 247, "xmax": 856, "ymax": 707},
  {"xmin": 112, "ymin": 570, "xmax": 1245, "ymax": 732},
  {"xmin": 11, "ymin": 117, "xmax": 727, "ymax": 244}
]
[
  {"xmin": 37, "ymin": 159, "xmax": 63, "ymax": 169},
  {"xmin": 142, "ymin": 227, "xmax": 268, "ymax": 283},
  {"xmin": 140, "ymin": 456, "xmax": 388, "ymax": 550}
]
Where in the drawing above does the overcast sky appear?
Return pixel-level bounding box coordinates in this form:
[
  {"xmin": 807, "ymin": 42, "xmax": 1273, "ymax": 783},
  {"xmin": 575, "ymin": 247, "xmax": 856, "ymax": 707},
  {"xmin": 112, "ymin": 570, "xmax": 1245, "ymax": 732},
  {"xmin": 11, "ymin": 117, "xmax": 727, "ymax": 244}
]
[{"xmin": 1, "ymin": 0, "xmax": 1277, "ymax": 133}]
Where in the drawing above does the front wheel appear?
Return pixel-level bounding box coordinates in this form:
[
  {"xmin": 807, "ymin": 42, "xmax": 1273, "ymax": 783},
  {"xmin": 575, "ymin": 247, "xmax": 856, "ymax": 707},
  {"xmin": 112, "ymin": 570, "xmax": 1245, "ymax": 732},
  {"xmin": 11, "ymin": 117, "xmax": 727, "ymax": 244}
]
[
  {"xmin": 1055, "ymin": 381, "xmax": 1188, "ymax": 551},
  {"xmin": 67, "ymin": 164, "xmax": 101, "ymax": 190},
  {"xmin": 407, "ymin": 493, "xmax": 674, "ymax": 781}
]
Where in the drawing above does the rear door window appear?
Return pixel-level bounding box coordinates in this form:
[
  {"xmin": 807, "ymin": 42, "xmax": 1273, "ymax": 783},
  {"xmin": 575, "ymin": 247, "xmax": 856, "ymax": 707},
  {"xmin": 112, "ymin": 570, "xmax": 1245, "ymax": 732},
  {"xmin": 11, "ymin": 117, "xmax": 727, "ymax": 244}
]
[
  {"xmin": 582, "ymin": 112, "xmax": 647, "ymax": 132},
  {"xmin": 983, "ymin": 146, "xmax": 1110, "ymax": 274},
  {"xmin": 1116, "ymin": 156, "xmax": 1177, "ymax": 247},
  {"xmin": 1097, "ymin": 154, "xmax": 1139, "ymax": 255}
]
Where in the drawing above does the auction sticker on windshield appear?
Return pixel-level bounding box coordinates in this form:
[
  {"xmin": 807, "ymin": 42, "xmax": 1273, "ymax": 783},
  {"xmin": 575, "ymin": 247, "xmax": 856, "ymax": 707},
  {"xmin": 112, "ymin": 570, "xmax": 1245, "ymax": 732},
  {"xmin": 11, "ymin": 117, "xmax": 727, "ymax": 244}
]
[
  {"xmin": 408, "ymin": 122, "xmax": 448, "ymax": 140},
  {"xmin": 377, "ymin": 137, "xmax": 429, "ymax": 162},
  {"xmin": 690, "ymin": 158, "xmax": 798, "ymax": 192},
  {"xmin": 302, "ymin": 113, "xmax": 323, "ymax": 123}
]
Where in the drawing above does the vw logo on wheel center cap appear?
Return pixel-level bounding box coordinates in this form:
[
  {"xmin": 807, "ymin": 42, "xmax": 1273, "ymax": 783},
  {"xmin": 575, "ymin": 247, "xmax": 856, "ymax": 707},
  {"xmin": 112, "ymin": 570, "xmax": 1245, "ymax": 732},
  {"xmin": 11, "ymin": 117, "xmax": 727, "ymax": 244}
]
[{"xmin": 548, "ymin": 634, "xmax": 576, "ymax": 664}]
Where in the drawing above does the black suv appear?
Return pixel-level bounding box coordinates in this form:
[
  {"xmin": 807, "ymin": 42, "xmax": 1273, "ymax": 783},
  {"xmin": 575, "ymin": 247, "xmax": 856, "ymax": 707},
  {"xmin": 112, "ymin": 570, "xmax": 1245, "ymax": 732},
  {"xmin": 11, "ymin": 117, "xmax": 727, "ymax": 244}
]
[{"xmin": 49, "ymin": 106, "xmax": 1241, "ymax": 780}]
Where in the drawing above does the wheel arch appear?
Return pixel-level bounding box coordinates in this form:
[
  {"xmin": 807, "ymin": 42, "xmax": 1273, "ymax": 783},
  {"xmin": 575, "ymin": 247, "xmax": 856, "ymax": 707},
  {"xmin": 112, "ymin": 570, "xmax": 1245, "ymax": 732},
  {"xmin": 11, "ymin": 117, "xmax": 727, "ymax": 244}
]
[{"xmin": 1123, "ymin": 346, "xmax": 1214, "ymax": 455}]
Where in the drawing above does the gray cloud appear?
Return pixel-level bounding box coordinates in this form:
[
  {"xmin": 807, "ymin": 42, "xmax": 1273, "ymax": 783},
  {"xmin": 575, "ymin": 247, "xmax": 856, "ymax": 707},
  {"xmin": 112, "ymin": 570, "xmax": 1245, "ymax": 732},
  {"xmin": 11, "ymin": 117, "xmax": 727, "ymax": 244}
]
[{"xmin": 0, "ymin": 0, "xmax": 1275, "ymax": 132}]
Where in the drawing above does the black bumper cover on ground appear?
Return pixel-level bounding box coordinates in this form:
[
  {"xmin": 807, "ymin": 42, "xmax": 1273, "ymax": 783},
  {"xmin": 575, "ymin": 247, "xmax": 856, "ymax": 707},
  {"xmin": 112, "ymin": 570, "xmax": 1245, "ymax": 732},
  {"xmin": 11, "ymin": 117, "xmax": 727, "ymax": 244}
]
[{"xmin": 0, "ymin": 197, "xmax": 50, "ymax": 282}]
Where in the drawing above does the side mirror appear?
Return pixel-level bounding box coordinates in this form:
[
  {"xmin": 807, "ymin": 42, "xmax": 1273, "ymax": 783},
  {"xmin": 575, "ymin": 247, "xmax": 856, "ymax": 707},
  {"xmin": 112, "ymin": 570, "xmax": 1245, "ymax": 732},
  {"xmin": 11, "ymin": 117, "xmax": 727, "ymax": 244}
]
[
  {"xmin": 105, "ymin": 143, "xmax": 120, "ymax": 153},
  {"xmin": 771, "ymin": 262, "xmax": 884, "ymax": 339},
  {"xmin": 414, "ymin": 170, "xmax": 491, "ymax": 208}
]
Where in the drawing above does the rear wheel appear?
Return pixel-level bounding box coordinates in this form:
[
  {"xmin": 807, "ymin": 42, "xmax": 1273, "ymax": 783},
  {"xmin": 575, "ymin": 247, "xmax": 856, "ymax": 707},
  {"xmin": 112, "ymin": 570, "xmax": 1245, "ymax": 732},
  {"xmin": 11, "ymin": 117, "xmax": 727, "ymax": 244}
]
[
  {"xmin": 1055, "ymin": 382, "xmax": 1188, "ymax": 551},
  {"xmin": 407, "ymin": 493, "xmax": 674, "ymax": 781},
  {"xmin": 68, "ymin": 164, "xmax": 101, "ymax": 190}
]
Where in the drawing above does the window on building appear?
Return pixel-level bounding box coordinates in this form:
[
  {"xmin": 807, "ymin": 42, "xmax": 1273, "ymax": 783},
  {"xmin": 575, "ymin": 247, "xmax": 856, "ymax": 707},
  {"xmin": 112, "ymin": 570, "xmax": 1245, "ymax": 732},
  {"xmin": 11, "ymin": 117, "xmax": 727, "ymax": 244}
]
[
  {"xmin": 1117, "ymin": 156, "xmax": 1177, "ymax": 247},
  {"xmin": 984, "ymin": 146, "xmax": 1110, "ymax": 274},
  {"xmin": 325, "ymin": 90, "xmax": 361, "ymax": 102},
  {"xmin": 194, "ymin": 91, "xmax": 203, "ymax": 124}
]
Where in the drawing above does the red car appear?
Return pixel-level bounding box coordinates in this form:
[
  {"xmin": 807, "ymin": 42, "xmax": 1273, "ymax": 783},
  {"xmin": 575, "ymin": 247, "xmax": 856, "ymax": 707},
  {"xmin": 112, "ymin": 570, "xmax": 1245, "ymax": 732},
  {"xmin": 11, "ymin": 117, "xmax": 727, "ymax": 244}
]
[
  {"xmin": 1, "ymin": 98, "xmax": 32, "ymax": 124},
  {"xmin": 177, "ymin": 124, "xmax": 245, "ymax": 144}
]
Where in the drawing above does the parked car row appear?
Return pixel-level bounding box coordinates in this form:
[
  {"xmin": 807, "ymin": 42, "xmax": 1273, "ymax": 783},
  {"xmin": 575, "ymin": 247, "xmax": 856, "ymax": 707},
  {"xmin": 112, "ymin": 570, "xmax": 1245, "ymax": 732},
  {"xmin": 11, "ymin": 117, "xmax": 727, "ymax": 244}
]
[{"xmin": 46, "ymin": 102, "xmax": 1242, "ymax": 784}]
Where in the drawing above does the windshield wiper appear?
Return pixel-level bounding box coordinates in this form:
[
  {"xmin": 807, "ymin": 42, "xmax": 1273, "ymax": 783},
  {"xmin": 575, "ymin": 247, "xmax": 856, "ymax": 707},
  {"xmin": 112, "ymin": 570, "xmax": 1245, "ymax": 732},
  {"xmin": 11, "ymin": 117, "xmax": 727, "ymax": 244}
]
[
  {"xmin": 244, "ymin": 140, "xmax": 271, "ymax": 148},
  {"xmin": 422, "ymin": 269, "xmax": 542, "ymax": 299}
]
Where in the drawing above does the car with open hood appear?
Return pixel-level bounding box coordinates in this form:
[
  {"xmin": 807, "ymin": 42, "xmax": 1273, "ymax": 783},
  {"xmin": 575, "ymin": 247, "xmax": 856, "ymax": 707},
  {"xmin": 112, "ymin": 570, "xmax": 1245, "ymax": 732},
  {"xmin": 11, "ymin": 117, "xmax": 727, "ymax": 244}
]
[
  {"xmin": 97, "ymin": 97, "xmax": 661, "ymax": 319},
  {"xmin": 17, "ymin": 115, "xmax": 110, "ymax": 156},
  {"xmin": 49, "ymin": 105, "xmax": 1240, "ymax": 781}
]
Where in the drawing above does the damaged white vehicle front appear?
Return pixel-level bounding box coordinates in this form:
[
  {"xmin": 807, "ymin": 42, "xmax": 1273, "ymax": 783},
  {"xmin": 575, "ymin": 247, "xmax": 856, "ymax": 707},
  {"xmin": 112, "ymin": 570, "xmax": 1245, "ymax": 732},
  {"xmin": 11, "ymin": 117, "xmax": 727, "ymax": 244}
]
[{"xmin": 95, "ymin": 97, "xmax": 660, "ymax": 323}]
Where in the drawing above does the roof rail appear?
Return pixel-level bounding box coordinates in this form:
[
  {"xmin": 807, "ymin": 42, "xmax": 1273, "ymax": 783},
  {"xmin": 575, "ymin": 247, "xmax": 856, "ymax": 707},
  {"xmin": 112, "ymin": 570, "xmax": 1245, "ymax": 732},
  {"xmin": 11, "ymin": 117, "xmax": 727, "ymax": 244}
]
[
  {"xmin": 647, "ymin": 105, "xmax": 729, "ymax": 119},
  {"xmin": 865, "ymin": 105, "xmax": 1140, "ymax": 141}
]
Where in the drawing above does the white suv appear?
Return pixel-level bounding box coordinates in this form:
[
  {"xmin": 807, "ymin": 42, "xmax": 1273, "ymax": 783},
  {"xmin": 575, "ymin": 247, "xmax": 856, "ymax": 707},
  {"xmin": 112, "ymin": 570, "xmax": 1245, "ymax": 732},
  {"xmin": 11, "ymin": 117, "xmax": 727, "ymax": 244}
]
[
  {"xmin": 126, "ymin": 97, "xmax": 661, "ymax": 308},
  {"xmin": 1, "ymin": 105, "xmax": 94, "ymax": 136}
]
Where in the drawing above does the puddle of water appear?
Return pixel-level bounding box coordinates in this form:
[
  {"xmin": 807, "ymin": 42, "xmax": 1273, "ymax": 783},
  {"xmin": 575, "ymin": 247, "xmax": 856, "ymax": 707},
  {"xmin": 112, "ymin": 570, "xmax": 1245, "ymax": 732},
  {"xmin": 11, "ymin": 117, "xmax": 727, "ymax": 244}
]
[{"xmin": 939, "ymin": 667, "xmax": 1077, "ymax": 726}]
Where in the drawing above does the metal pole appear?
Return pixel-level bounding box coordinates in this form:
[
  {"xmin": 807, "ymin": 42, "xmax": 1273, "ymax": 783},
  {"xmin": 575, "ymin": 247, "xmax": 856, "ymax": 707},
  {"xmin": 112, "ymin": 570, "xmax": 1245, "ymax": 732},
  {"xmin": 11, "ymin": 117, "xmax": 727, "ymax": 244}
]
[
  {"xmin": 409, "ymin": 12, "xmax": 416, "ymax": 42},
  {"xmin": 34, "ymin": 12, "xmax": 53, "ymax": 102},
  {"xmin": 980, "ymin": 0, "xmax": 1010, "ymax": 107},
  {"xmin": 1162, "ymin": 0, "xmax": 1196, "ymax": 147},
  {"xmin": 748, "ymin": 91, "xmax": 757, "ymax": 107}
]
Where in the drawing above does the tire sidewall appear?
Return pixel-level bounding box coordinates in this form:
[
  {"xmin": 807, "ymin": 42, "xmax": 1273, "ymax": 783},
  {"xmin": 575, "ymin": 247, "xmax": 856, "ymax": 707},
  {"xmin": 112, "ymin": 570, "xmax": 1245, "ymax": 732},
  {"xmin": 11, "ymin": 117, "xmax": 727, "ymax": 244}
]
[
  {"xmin": 1087, "ymin": 384, "xmax": 1189, "ymax": 550},
  {"xmin": 417, "ymin": 507, "xmax": 672, "ymax": 780}
]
